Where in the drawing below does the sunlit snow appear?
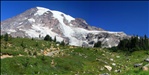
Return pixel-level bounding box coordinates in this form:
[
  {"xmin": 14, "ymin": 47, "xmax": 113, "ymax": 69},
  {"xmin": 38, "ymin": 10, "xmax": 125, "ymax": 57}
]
[
  {"xmin": 28, "ymin": 18, "xmax": 35, "ymax": 23},
  {"xmin": 26, "ymin": 6, "xmax": 125, "ymax": 46},
  {"xmin": 34, "ymin": 7, "xmax": 49, "ymax": 16}
]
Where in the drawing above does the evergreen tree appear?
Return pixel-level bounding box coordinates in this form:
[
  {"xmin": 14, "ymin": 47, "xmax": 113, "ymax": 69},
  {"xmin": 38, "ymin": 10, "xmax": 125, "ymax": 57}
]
[
  {"xmin": 4, "ymin": 33, "xmax": 9, "ymax": 42},
  {"xmin": 21, "ymin": 41, "xmax": 26, "ymax": 49},
  {"xmin": 94, "ymin": 41, "xmax": 101, "ymax": 48},
  {"xmin": 139, "ymin": 37, "xmax": 144, "ymax": 49},
  {"xmin": 35, "ymin": 43, "xmax": 38, "ymax": 47},
  {"xmin": 117, "ymin": 35, "xmax": 149, "ymax": 52},
  {"xmin": 118, "ymin": 39, "xmax": 129, "ymax": 50},
  {"xmin": 39, "ymin": 34, "xmax": 41, "ymax": 38},
  {"xmin": 144, "ymin": 34, "xmax": 147, "ymax": 40},
  {"xmin": 130, "ymin": 37, "xmax": 138, "ymax": 49},
  {"xmin": 144, "ymin": 35, "xmax": 148, "ymax": 49},
  {"xmin": 54, "ymin": 36, "xmax": 56, "ymax": 42},
  {"xmin": 0, "ymin": 35, "xmax": 3, "ymax": 39},
  {"xmin": 21, "ymin": 41, "xmax": 24, "ymax": 47},
  {"xmin": 60, "ymin": 40, "xmax": 65, "ymax": 46},
  {"xmin": 44, "ymin": 35, "xmax": 52, "ymax": 41},
  {"xmin": 31, "ymin": 38, "xmax": 34, "ymax": 40}
]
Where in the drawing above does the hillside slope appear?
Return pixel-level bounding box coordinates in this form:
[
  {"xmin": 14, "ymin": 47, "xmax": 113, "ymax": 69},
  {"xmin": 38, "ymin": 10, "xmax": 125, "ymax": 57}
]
[{"xmin": 1, "ymin": 37, "xmax": 149, "ymax": 75}]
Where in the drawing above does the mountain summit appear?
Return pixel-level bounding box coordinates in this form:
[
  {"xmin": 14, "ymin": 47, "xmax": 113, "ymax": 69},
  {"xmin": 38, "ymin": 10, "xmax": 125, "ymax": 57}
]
[{"xmin": 1, "ymin": 6, "xmax": 130, "ymax": 48}]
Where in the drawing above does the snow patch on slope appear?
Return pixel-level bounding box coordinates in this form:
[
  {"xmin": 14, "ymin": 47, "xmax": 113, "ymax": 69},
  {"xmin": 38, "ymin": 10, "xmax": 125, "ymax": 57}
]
[
  {"xmin": 50, "ymin": 10, "xmax": 85, "ymax": 46},
  {"xmin": 7, "ymin": 29, "xmax": 16, "ymax": 34},
  {"xmin": 75, "ymin": 28, "xmax": 89, "ymax": 34},
  {"xmin": 28, "ymin": 18, "xmax": 35, "ymax": 22},
  {"xmin": 83, "ymin": 20, "xmax": 88, "ymax": 25},
  {"xmin": 19, "ymin": 22, "xmax": 23, "ymax": 24},
  {"xmin": 50, "ymin": 11, "xmax": 73, "ymax": 37},
  {"xmin": 34, "ymin": 7, "xmax": 49, "ymax": 16},
  {"xmin": 25, "ymin": 24, "xmax": 63, "ymax": 42},
  {"xmin": 63, "ymin": 14, "xmax": 75, "ymax": 22},
  {"xmin": 35, "ymin": 6, "xmax": 75, "ymax": 22},
  {"xmin": 87, "ymin": 30, "xmax": 126, "ymax": 36}
]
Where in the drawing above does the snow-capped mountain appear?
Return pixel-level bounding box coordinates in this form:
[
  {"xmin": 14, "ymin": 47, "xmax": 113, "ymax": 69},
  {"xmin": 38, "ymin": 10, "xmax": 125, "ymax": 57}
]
[{"xmin": 1, "ymin": 7, "xmax": 130, "ymax": 48}]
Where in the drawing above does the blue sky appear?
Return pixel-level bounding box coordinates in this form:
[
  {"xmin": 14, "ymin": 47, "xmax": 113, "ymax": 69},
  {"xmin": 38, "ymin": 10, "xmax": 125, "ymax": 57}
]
[{"xmin": 1, "ymin": 1, "xmax": 149, "ymax": 37}]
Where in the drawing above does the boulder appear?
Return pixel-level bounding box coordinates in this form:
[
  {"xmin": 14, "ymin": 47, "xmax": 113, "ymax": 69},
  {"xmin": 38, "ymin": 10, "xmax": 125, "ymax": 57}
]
[
  {"xmin": 112, "ymin": 63, "xmax": 116, "ymax": 66},
  {"xmin": 104, "ymin": 65, "xmax": 112, "ymax": 71},
  {"xmin": 142, "ymin": 66, "xmax": 148, "ymax": 71},
  {"xmin": 134, "ymin": 63, "xmax": 143, "ymax": 67},
  {"xmin": 110, "ymin": 58, "xmax": 114, "ymax": 61},
  {"xmin": 114, "ymin": 69, "xmax": 121, "ymax": 73},
  {"xmin": 116, "ymin": 56, "xmax": 120, "ymax": 58},
  {"xmin": 56, "ymin": 44, "xmax": 59, "ymax": 46},
  {"xmin": 144, "ymin": 58, "xmax": 149, "ymax": 62},
  {"xmin": 141, "ymin": 63, "xmax": 149, "ymax": 71}
]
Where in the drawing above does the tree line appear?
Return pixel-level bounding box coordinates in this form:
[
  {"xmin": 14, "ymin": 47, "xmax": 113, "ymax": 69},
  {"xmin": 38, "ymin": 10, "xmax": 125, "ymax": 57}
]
[
  {"xmin": 117, "ymin": 35, "xmax": 149, "ymax": 52},
  {"xmin": 94, "ymin": 35, "xmax": 149, "ymax": 53},
  {"xmin": 1, "ymin": 33, "xmax": 148, "ymax": 51}
]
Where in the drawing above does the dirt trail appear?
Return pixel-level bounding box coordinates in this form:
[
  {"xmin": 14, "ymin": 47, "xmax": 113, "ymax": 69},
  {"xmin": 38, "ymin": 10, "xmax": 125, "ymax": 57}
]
[
  {"xmin": 1, "ymin": 55, "xmax": 13, "ymax": 59},
  {"xmin": 1, "ymin": 50, "xmax": 60, "ymax": 59}
]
